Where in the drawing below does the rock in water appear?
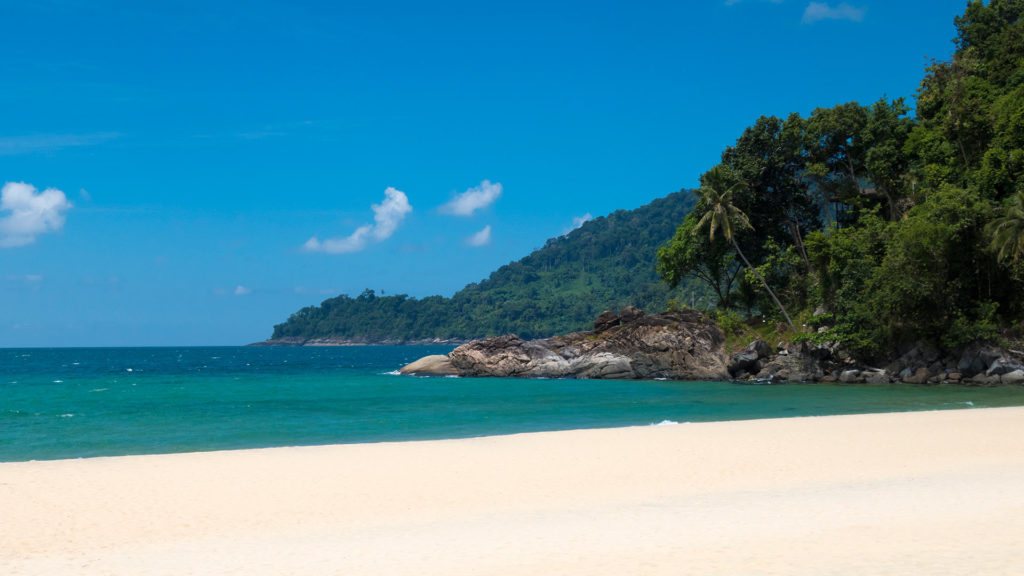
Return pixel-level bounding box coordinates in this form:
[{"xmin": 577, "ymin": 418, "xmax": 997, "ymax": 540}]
[
  {"xmin": 398, "ymin": 355, "xmax": 459, "ymax": 376},
  {"xmin": 407, "ymin": 309, "xmax": 729, "ymax": 380}
]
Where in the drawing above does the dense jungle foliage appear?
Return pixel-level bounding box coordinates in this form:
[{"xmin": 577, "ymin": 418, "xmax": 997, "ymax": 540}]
[
  {"xmin": 658, "ymin": 0, "xmax": 1024, "ymax": 359},
  {"xmin": 272, "ymin": 191, "xmax": 704, "ymax": 341}
]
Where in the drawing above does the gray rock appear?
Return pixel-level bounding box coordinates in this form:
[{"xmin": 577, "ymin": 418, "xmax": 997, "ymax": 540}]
[
  {"xmin": 1002, "ymin": 370, "xmax": 1024, "ymax": 385},
  {"xmin": 986, "ymin": 358, "xmax": 1021, "ymax": 377},
  {"xmin": 728, "ymin": 339, "xmax": 774, "ymax": 376},
  {"xmin": 969, "ymin": 373, "xmax": 1000, "ymax": 386},
  {"xmin": 756, "ymin": 353, "xmax": 824, "ymax": 382},
  {"xmin": 573, "ymin": 353, "xmax": 635, "ymax": 379},
  {"xmin": 902, "ymin": 367, "xmax": 931, "ymax": 385},
  {"xmin": 839, "ymin": 369, "xmax": 861, "ymax": 383},
  {"xmin": 863, "ymin": 369, "xmax": 890, "ymax": 384}
]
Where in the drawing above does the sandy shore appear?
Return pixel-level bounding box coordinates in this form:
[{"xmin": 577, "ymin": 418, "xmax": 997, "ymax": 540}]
[{"xmin": 3, "ymin": 407, "xmax": 1024, "ymax": 575}]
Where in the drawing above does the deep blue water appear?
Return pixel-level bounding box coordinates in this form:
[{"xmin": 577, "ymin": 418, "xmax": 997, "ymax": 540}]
[{"xmin": 4, "ymin": 346, "xmax": 1024, "ymax": 462}]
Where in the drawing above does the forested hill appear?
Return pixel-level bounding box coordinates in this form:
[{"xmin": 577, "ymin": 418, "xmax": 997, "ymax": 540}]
[{"xmin": 269, "ymin": 190, "xmax": 699, "ymax": 342}]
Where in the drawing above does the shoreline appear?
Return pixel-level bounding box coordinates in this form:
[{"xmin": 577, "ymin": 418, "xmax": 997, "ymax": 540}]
[
  {"xmin": 4, "ymin": 407, "xmax": 1024, "ymax": 574},
  {"xmin": 249, "ymin": 337, "xmax": 467, "ymax": 347}
]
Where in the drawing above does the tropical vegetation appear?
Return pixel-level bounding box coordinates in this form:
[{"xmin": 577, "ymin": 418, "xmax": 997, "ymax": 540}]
[{"xmin": 658, "ymin": 0, "xmax": 1024, "ymax": 358}]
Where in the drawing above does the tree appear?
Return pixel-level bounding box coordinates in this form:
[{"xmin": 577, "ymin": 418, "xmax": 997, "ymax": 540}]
[
  {"xmin": 657, "ymin": 212, "xmax": 741, "ymax": 310},
  {"xmin": 693, "ymin": 165, "xmax": 797, "ymax": 333},
  {"xmin": 722, "ymin": 114, "xmax": 818, "ymax": 264},
  {"xmin": 987, "ymin": 190, "xmax": 1024, "ymax": 264}
]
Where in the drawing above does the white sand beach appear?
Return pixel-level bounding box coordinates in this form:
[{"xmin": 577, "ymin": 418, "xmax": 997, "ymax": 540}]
[{"xmin": 3, "ymin": 407, "xmax": 1024, "ymax": 575}]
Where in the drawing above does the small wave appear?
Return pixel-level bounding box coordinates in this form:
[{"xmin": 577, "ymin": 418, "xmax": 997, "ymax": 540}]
[
  {"xmin": 59, "ymin": 413, "xmax": 74, "ymax": 418},
  {"xmin": 652, "ymin": 419, "xmax": 680, "ymax": 426},
  {"xmin": 382, "ymin": 370, "xmax": 402, "ymax": 376},
  {"xmin": 53, "ymin": 380, "xmax": 64, "ymax": 383},
  {"xmin": 90, "ymin": 388, "xmax": 108, "ymax": 393},
  {"xmin": 126, "ymin": 368, "xmax": 133, "ymax": 372},
  {"xmin": 444, "ymin": 374, "xmax": 459, "ymax": 378}
]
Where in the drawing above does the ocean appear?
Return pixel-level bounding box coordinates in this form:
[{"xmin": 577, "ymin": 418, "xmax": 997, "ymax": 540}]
[{"xmin": 4, "ymin": 345, "xmax": 1024, "ymax": 462}]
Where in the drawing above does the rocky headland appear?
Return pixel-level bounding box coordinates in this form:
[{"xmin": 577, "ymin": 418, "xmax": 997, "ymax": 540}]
[
  {"xmin": 401, "ymin": 307, "xmax": 1024, "ymax": 385},
  {"xmin": 401, "ymin": 307, "xmax": 729, "ymax": 380}
]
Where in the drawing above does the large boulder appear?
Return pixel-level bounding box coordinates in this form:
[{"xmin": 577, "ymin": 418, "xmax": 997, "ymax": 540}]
[
  {"xmin": 756, "ymin": 353, "xmax": 825, "ymax": 382},
  {"xmin": 957, "ymin": 344, "xmax": 1004, "ymax": 377},
  {"xmin": 728, "ymin": 339, "xmax": 774, "ymax": 376},
  {"xmin": 593, "ymin": 310, "xmax": 620, "ymax": 332},
  {"xmin": 1002, "ymin": 370, "xmax": 1024, "ymax": 385},
  {"xmin": 902, "ymin": 367, "xmax": 932, "ymax": 385},
  {"xmin": 986, "ymin": 358, "xmax": 1022, "ymax": 377},
  {"xmin": 449, "ymin": 335, "xmax": 570, "ymax": 378},
  {"xmin": 619, "ymin": 306, "xmax": 645, "ymax": 325},
  {"xmin": 398, "ymin": 354, "xmax": 459, "ymax": 376}
]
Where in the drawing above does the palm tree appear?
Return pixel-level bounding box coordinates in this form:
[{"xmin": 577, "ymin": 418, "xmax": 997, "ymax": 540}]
[
  {"xmin": 987, "ymin": 190, "xmax": 1024, "ymax": 265},
  {"xmin": 693, "ymin": 165, "xmax": 797, "ymax": 333}
]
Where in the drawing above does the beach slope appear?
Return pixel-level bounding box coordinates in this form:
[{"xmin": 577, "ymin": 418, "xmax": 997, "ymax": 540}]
[{"xmin": 3, "ymin": 407, "xmax": 1024, "ymax": 575}]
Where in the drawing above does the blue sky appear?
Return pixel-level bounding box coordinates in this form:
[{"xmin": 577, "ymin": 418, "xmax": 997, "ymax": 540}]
[{"xmin": 1, "ymin": 0, "xmax": 968, "ymax": 347}]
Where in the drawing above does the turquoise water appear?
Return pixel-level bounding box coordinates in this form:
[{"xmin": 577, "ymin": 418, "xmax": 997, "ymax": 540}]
[{"xmin": 4, "ymin": 346, "xmax": 1024, "ymax": 462}]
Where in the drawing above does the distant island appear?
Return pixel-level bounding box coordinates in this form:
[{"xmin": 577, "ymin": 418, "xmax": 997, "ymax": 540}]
[{"xmin": 263, "ymin": 1, "xmax": 1024, "ymax": 375}]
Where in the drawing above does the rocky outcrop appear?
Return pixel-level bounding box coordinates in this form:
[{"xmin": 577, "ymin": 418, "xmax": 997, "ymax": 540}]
[
  {"xmin": 404, "ymin": 308, "xmax": 730, "ymax": 380},
  {"xmin": 722, "ymin": 336, "xmax": 1024, "ymax": 386},
  {"xmin": 399, "ymin": 308, "xmax": 1024, "ymax": 386}
]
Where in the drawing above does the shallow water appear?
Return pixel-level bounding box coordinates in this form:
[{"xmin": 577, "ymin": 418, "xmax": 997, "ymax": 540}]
[{"xmin": 3, "ymin": 346, "xmax": 1024, "ymax": 462}]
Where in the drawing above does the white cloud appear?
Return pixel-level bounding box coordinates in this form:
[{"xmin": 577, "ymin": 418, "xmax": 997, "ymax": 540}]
[
  {"xmin": 565, "ymin": 213, "xmax": 593, "ymax": 234},
  {"xmin": 303, "ymin": 187, "xmax": 412, "ymax": 254},
  {"xmin": 466, "ymin": 225, "xmax": 492, "ymax": 247},
  {"xmin": 0, "ymin": 182, "xmax": 73, "ymax": 248},
  {"xmin": 439, "ymin": 180, "xmax": 502, "ymax": 216},
  {"xmin": 234, "ymin": 285, "xmax": 251, "ymax": 295},
  {"xmin": 802, "ymin": 2, "xmax": 864, "ymax": 24}
]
